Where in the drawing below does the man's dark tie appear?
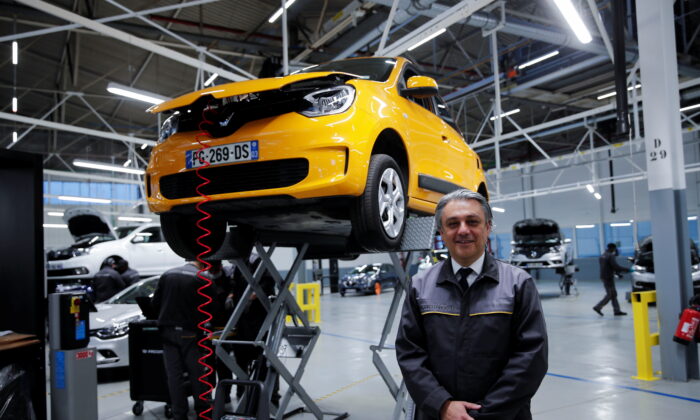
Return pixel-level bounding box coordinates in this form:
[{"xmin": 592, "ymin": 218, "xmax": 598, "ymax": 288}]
[{"xmin": 457, "ymin": 267, "xmax": 472, "ymax": 291}]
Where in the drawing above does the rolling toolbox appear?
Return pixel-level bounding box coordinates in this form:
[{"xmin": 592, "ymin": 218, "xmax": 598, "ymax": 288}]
[{"xmin": 128, "ymin": 320, "xmax": 173, "ymax": 418}]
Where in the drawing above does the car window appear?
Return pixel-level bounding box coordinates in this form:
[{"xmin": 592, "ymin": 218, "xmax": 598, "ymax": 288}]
[
  {"xmin": 107, "ymin": 278, "xmax": 158, "ymax": 304},
  {"xmin": 135, "ymin": 226, "xmax": 162, "ymax": 243},
  {"xmin": 296, "ymin": 58, "xmax": 396, "ymax": 82},
  {"xmin": 433, "ymin": 96, "xmax": 460, "ymax": 132},
  {"xmin": 399, "ymin": 65, "xmax": 433, "ymax": 111}
]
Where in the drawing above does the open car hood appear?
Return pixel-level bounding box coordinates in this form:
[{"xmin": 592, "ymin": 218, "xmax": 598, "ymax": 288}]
[
  {"xmin": 512, "ymin": 218, "xmax": 561, "ymax": 243},
  {"xmin": 147, "ymin": 71, "xmax": 362, "ymax": 114},
  {"xmin": 63, "ymin": 207, "xmax": 114, "ymax": 242}
]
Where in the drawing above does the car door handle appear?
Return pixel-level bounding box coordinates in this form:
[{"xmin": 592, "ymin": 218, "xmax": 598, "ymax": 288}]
[{"xmin": 442, "ymin": 135, "xmax": 449, "ymax": 143}]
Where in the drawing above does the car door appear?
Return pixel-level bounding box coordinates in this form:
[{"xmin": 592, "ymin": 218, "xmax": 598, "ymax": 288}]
[{"xmin": 126, "ymin": 225, "xmax": 172, "ymax": 275}]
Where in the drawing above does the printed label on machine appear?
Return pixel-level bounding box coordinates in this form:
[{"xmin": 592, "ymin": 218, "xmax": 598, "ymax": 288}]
[
  {"xmin": 185, "ymin": 140, "xmax": 259, "ymax": 169},
  {"xmin": 55, "ymin": 351, "xmax": 65, "ymax": 389}
]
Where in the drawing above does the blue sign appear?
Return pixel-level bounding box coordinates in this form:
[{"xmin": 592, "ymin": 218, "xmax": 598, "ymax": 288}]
[{"xmin": 55, "ymin": 351, "xmax": 65, "ymax": 389}]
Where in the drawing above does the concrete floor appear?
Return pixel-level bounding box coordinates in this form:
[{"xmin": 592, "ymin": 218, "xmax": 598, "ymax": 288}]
[{"xmin": 83, "ymin": 278, "xmax": 699, "ymax": 419}]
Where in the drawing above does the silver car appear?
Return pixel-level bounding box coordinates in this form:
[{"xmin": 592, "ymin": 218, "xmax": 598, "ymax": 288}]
[{"xmin": 89, "ymin": 276, "xmax": 158, "ymax": 368}]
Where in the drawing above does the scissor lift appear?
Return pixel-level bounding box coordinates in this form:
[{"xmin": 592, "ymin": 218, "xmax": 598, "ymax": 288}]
[{"xmin": 211, "ymin": 233, "xmax": 348, "ymax": 420}]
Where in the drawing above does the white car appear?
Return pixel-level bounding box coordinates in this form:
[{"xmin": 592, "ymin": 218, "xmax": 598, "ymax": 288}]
[
  {"xmin": 630, "ymin": 236, "xmax": 700, "ymax": 294},
  {"xmin": 46, "ymin": 208, "xmax": 184, "ymax": 281},
  {"xmin": 89, "ymin": 276, "xmax": 158, "ymax": 368}
]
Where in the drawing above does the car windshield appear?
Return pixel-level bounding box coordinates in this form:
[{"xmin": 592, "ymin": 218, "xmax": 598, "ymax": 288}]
[
  {"xmin": 513, "ymin": 223, "xmax": 561, "ymax": 245},
  {"xmin": 350, "ymin": 265, "xmax": 380, "ymax": 274},
  {"xmin": 296, "ymin": 58, "xmax": 396, "ymax": 82},
  {"xmin": 107, "ymin": 277, "xmax": 158, "ymax": 304},
  {"xmin": 115, "ymin": 226, "xmax": 138, "ymax": 239}
]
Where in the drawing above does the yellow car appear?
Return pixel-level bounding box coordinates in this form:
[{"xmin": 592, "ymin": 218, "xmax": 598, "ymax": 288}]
[{"xmin": 145, "ymin": 57, "xmax": 487, "ymax": 258}]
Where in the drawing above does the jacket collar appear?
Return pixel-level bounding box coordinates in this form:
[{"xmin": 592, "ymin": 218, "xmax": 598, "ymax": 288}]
[{"xmin": 436, "ymin": 252, "xmax": 499, "ymax": 285}]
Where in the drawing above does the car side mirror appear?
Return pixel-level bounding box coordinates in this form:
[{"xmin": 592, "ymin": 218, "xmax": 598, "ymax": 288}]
[
  {"xmin": 564, "ymin": 238, "xmax": 572, "ymax": 243},
  {"xmin": 402, "ymin": 76, "xmax": 438, "ymax": 98},
  {"xmin": 131, "ymin": 235, "xmax": 146, "ymax": 244}
]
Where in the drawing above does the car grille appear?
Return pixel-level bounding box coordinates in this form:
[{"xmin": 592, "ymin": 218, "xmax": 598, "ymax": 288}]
[{"xmin": 159, "ymin": 158, "xmax": 309, "ymax": 200}]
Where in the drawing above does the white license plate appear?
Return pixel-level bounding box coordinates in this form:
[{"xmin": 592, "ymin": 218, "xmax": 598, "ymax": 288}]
[
  {"xmin": 48, "ymin": 263, "xmax": 63, "ymax": 270},
  {"xmin": 186, "ymin": 140, "xmax": 259, "ymax": 169},
  {"xmin": 528, "ymin": 263, "xmax": 543, "ymax": 268}
]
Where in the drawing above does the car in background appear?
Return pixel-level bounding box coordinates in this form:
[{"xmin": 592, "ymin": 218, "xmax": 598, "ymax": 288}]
[
  {"xmin": 509, "ymin": 218, "xmax": 577, "ymax": 294},
  {"xmin": 89, "ymin": 276, "xmax": 158, "ymax": 368},
  {"xmin": 340, "ymin": 263, "xmax": 398, "ymax": 296},
  {"xmin": 144, "ymin": 56, "xmax": 488, "ymax": 259},
  {"xmin": 46, "ymin": 208, "xmax": 184, "ymax": 282},
  {"xmin": 630, "ymin": 236, "xmax": 700, "ymax": 294}
]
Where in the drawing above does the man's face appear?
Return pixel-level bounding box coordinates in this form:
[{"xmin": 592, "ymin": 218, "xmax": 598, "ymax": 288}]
[{"xmin": 439, "ymin": 199, "xmax": 491, "ymax": 267}]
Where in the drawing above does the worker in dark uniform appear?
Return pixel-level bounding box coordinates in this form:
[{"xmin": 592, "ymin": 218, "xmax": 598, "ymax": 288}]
[
  {"xmin": 115, "ymin": 259, "xmax": 140, "ymax": 287},
  {"xmin": 92, "ymin": 257, "xmax": 125, "ymax": 303},
  {"xmin": 152, "ymin": 260, "xmax": 217, "ymax": 420},
  {"xmin": 396, "ymin": 189, "xmax": 548, "ymax": 420},
  {"xmin": 593, "ymin": 243, "xmax": 628, "ymax": 316}
]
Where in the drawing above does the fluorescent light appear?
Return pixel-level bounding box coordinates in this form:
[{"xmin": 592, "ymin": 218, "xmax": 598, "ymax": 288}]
[
  {"xmin": 140, "ymin": 143, "xmax": 148, "ymax": 150},
  {"xmin": 586, "ymin": 184, "xmax": 594, "ymax": 193},
  {"xmin": 12, "ymin": 41, "xmax": 18, "ymax": 65},
  {"xmin": 57, "ymin": 195, "xmax": 112, "ymax": 204},
  {"xmin": 12, "ymin": 131, "xmax": 17, "ymax": 143},
  {"xmin": 576, "ymin": 224, "xmax": 595, "ymax": 229},
  {"xmin": 73, "ymin": 159, "xmax": 145, "ymax": 175},
  {"xmin": 594, "ymin": 192, "xmax": 602, "ymax": 200},
  {"xmin": 597, "ymin": 84, "xmax": 641, "ymax": 100},
  {"xmin": 12, "ymin": 97, "xmax": 17, "ymax": 112},
  {"xmin": 492, "ymin": 207, "xmax": 505, "ymax": 213},
  {"xmin": 204, "ymin": 73, "xmax": 219, "ymax": 86},
  {"xmin": 268, "ymin": 0, "xmax": 296, "ymax": 23},
  {"xmin": 611, "ymin": 222, "xmax": 631, "ymax": 227},
  {"xmin": 517, "ymin": 50, "xmax": 559, "ymax": 70},
  {"xmin": 681, "ymin": 103, "xmax": 700, "ymax": 112},
  {"xmin": 629, "ymin": 219, "xmax": 634, "ymax": 223},
  {"xmin": 407, "ymin": 28, "xmax": 446, "ymax": 51},
  {"xmin": 490, "ymin": 108, "xmax": 521, "ymax": 121},
  {"xmin": 47, "ymin": 212, "xmax": 64, "ymax": 217},
  {"xmin": 118, "ymin": 216, "xmax": 153, "ymax": 222},
  {"xmin": 107, "ymin": 82, "xmax": 168, "ymax": 105},
  {"xmin": 689, "ymin": 216, "xmax": 698, "ymax": 221},
  {"xmin": 553, "ymin": 0, "xmax": 592, "ymax": 44},
  {"xmin": 43, "ymin": 224, "xmax": 68, "ymax": 229},
  {"xmin": 123, "ymin": 159, "xmax": 132, "ymax": 167}
]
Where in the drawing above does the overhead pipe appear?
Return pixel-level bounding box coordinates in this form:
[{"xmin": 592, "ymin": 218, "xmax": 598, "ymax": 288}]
[{"xmin": 612, "ymin": 0, "xmax": 630, "ymax": 138}]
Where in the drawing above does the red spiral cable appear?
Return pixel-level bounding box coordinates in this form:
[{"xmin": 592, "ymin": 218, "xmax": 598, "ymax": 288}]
[{"xmin": 193, "ymin": 108, "xmax": 217, "ymax": 420}]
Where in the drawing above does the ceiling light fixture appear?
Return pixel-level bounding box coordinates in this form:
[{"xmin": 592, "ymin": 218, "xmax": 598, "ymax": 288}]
[
  {"xmin": 268, "ymin": 0, "xmax": 296, "ymax": 23},
  {"xmin": 553, "ymin": 0, "xmax": 593, "ymax": 44},
  {"xmin": 140, "ymin": 143, "xmax": 148, "ymax": 150},
  {"xmin": 517, "ymin": 50, "xmax": 559, "ymax": 70},
  {"xmin": 492, "ymin": 207, "xmax": 505, "ymax": 213},
  {"xmin": 688, "ymin": 216, "xmax": 698, "ymax": 221},
  {"xmin": 107, "ymin": 82, "xmax": 169, "ymax": 105},
  {"xmin": 586, "ymin": 184, "xmax": 594, "ymax": 193},
  {"xmin": 12, "ymin": 97, "xmax": 17, "ymax": 112},
  {"xmin": 407, "ymin": 28, "xmax": 446, "ymax": 51},
  {"xmin": 610, "ymin": 222, "xmax": 631, "ymax": 227},
  {"xmin": 12, "ymin": 41, "xmax": 18, "ymax": 65},
  {"xmin": 681, "ymin": 103, "xmax": 700, "ymax": 113},
  {"xmin": 57, "ymin": 195, "xmax": 112, "ymax": 204},
  {"xmin": 118, "ymin": 216, "xmax": 153, "ymax": 222},
  {"xmin": 43, "ymin": 224, "xmax": 68, "ymax": 229},
  {"xmin": 47, "ymin": 211, "xmax": 64, "ymax": 217},
  {"xmin": 12, "ymin": 131, "xmax": 18, "ymax": 143},
  {"xmin": 74, "ymin": 159, "xmax": 145, "ymax": 175},
  {"xmin": 204, "ymin": 73, "xmax": 219, "ymax": 87},
  {"xmin": 123, "ymin": 159, "xmax": 132, "ymax": 167},
  {"xmin": 575, "ymin": 224, "xmax": 595, "ymax": 229},
  {"xmin": 596, "ymin": 84, "xmax": 641, "ymax": 100},
  {"xmin": 594, "ymin": 192, "xmax": 602, "ymax": 200},
  {"xmin": 489, "ymin": 108, "xmax": 521, "ymax": 121}
]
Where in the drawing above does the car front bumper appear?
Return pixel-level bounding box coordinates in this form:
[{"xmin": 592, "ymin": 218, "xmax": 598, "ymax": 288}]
[
  {"xmin": 509, "ymin": 253, "xmax": 568, "ymax": 269},
  {"xmin": 89, "ymin": 334, "xmax": 130, "ymax": 369}
]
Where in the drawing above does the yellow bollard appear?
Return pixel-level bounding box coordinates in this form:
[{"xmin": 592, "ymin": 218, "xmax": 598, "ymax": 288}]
[
  {"xmin": 286, "ymin": 283, "xmax": 321, "ymax": 324},
  {"xmin": 631, "ymin": 290, "xmax": 661, "ymax": 381}
]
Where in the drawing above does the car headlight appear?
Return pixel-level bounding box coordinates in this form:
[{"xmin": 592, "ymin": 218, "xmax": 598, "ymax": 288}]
[
  {"xmin": 158, "ymin": 114, "xmax": 179, "ymax": 144},
  {"xmin": 300, "ymin": 85, "xmax": 355, "ymax": 117},
  {"xmin": 632, "ymin": 265, "xmax": 646, "ymax": 273},
  {"xmin": 549, "ymin": 246, "xmax": 561, "ymax": 253},
  {"xmin": 96, "ymin": 315, "xmax": 141, "ymax": 339},
  {"xmin": 72, "ymin": 248, "xmax": 90, "ymax": 257},
  {"xmin": 693, "ymin": 264, "xmax": 699, "ymax": 272}
]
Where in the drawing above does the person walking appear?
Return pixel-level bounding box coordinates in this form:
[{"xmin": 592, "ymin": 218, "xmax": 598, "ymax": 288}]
[
  {"xmin": 593, "ymin": 243, "xmax": 628, "ymax": 316},
  {"xmin": 396, "ymin": 189, "xmax": 548, "ymax": 420}
]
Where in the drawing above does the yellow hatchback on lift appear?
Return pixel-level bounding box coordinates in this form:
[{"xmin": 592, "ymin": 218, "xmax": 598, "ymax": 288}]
[{"xmin": 144, "ymin": 56, "xmax": 487, "ymax": 258}]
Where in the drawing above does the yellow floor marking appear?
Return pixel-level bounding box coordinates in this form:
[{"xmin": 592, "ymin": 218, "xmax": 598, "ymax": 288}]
[{"xmin": 314, "ymin": 374, "xmax": 380, "ymax": 402}]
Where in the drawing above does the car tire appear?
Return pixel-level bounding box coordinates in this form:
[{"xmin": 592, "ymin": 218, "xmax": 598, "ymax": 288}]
[
  {"xmin": 160, "ymin": 213, "xmax": 226, "ymax": 260},
  {"xmin": 352, "ymin": 154, "xmax": 406, "ymax": 252}
]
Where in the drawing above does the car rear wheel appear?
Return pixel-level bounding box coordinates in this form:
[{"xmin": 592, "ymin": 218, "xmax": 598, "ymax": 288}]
[
  {"xmin": 160, "ymin": 213, "xmax": 226, "ymax": 260},
  {"xmin": 352, "ymin": 154, "xmax": 406, "ymax": 251}
]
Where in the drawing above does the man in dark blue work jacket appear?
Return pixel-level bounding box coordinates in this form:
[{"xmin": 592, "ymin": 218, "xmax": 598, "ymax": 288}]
[{"xmin": 396, "ymin": 189, "xmax": 548, "ymax": 420}]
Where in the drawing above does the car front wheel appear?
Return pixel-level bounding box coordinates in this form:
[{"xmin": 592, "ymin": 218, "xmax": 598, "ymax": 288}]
[
  {"xmin": 352, "ymin": 154, "xmax": 406, "ymax": 252},
  {"xmin": 160, "ymin": 213, "xmax": 226, "ymax": 260}
]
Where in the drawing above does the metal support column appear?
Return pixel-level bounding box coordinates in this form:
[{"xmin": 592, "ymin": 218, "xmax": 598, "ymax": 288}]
[{"xmin": 636, "ymin": 0, "xmax": 699, "ymax": 381}]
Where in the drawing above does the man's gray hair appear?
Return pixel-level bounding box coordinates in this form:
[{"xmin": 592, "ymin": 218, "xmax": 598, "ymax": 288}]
[{"xmin": 435, "ymin": 189, "xmax": 493, "ymax": 231}]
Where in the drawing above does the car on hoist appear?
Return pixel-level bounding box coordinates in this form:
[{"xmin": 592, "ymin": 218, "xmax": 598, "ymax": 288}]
[
  {"xmin": 144, "ymin": 56, "xmax": 488, "ymax": 258},
  {"xmin": 629, "ymin": 236, "xmax": 700, "ymax": 295}
]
